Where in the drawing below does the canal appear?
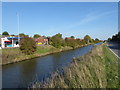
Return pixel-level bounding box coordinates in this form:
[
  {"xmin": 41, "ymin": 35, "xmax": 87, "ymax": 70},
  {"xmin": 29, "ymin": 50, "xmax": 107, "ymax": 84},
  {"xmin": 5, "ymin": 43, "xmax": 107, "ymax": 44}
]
[{"xmin": 2, "ymin": 42, "xmax": 102, "ymax": 88}]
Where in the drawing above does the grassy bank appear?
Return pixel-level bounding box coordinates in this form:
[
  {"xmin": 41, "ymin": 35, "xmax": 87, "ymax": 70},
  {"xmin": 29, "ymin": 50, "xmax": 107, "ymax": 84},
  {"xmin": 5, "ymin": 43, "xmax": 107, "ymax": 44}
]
[
  {"xmin": 31, "ymin": 44, "xmax": 119, "ymax": 88},
  {"xmin": 2, "ymin": 42, "xmax": 94, "ymax": 65},
  {"xmin": 1, "ymin": 45, "xmax": 74, "ymax": 65}
]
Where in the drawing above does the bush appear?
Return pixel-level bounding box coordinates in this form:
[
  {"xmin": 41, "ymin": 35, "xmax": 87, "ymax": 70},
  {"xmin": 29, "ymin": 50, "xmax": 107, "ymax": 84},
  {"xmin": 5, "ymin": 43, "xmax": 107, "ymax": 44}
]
[
  {"xmin": 65, "ymin": 39, "xmax": 77, "ymax": 49},
  {"xmin": 50, "ymin": 36, "xmax": 62, "ymax": 48},
  {"xmin": 61, "ymin": 40, "xmax": 67, "ymax": 47},
  {"xmin": 20, "ymin": 37, "xmax": 36, "ymax": 55}
]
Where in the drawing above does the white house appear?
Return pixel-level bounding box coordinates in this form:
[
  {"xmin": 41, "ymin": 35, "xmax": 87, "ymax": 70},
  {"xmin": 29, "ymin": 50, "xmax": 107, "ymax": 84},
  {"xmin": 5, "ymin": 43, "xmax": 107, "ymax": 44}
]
[{"xmin": 0, "ymin": 37, "xmax": 21, "ymax": 48}]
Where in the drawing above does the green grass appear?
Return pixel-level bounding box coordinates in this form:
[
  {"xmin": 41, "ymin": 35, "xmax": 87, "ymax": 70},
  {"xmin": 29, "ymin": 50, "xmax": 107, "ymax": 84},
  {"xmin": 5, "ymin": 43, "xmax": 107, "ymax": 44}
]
[
  {"xmin": 2, "ymin": 45, "xmax": 72, "ymax": 65},
  {"xmin": 36, "ymin": 45, "xmax": 54, "ymax": 54},
  {"xmin": 2, "ymin": 46, "xmax": 54, "ymax": 65},
  {"xmin": 1, "ymin": 42, "xmax": 94, "ymax": 65},
  {"xmin": 103, "ymin": 45, "xmax": 119, "ymax": 88},
  {"xmin": 31, "ymin": 44, "xmax": 119, "ymax": 88}
]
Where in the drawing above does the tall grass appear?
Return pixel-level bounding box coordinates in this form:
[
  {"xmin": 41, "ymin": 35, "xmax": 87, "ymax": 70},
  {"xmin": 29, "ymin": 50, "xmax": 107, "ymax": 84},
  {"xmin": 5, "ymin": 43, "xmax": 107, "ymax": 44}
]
[
  {"xmin": 2, "ymin": 48, "xmax": 25, "ymax": 65},
  {"xmin": 30, "ymin": 44, "xmax": 119, "ymax": 88}
]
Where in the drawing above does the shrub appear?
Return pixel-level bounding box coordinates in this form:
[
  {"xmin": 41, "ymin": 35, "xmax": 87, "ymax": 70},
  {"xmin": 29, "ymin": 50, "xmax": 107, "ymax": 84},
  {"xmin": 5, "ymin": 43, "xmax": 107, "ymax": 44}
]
[
  {"xmin": 20, "ymin": 36, "xmax": 36, "ymax": 55},
  {"xmin": 61, "ymin": 40, "xmax": 67, "ymax": 47},
  {"xmin": 65, "ymin": 39, "xmax": 77, "ymax": 49},
  {"xmin": 50, "ymin": 36, "xmax": 62, "ymax": 48}
]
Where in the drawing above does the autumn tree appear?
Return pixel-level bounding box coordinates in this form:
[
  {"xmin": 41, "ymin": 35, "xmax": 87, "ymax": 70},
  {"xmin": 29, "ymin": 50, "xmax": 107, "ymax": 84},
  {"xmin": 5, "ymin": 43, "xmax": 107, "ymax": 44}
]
[{"xmin": 20, "ymin": 36, "xmax": 36, "ymax": 55}]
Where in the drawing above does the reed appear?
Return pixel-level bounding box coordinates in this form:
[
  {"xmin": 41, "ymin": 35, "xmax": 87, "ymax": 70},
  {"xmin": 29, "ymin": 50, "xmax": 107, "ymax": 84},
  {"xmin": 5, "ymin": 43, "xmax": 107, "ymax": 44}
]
[{"xmin": 30, "ymin": 44, "xmax": 119, "ymax": 88}]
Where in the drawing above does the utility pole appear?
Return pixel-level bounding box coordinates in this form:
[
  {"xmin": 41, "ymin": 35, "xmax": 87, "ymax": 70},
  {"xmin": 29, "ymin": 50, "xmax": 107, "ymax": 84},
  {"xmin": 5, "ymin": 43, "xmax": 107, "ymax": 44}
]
[{"xmin": 17, "ymin": 12, "xmax": 20, "ymax": 44}]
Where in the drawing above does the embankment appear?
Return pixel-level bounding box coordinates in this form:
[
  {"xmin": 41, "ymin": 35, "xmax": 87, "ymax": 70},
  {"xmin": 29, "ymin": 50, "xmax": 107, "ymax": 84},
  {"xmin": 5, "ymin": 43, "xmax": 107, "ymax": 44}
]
[
  {"xmin": 31, "ymin": 44, "xmax": 119, "ymax": 88},
  {"xmin": 1, "ymin": 45, "xmax": 71, "ymax": 65},
  {"xmin": 1, "ymin": 44, "xmax": 91, "ymax": 65}
]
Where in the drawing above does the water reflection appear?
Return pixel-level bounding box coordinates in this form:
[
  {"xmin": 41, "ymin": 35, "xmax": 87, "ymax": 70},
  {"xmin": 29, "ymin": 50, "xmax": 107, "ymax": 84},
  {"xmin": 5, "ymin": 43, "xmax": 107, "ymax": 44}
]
[{"xmin": 19, "ymin": 60, "xmax": 37, "ymax": 88}]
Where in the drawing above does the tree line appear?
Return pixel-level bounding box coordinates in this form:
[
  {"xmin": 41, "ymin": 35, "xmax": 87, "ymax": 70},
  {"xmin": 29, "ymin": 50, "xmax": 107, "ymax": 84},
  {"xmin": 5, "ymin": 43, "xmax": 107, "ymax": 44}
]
[
  {"xmin": 2, "ymin": 31, "xmax": 102, "ymax": 55},
  {"xmin": 49, "ymin": 33, "xmax": 102, "ymax": 48},
  {"xmin": 108, "ymin": 32, "xmax": 120, "ymax": 43}
]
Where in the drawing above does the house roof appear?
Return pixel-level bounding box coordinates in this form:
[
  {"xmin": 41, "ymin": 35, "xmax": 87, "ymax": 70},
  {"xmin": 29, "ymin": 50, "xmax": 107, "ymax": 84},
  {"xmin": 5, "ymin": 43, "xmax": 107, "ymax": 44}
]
[
  {"xmin": 35, "ymin": 37, "xmax": 48, "ymax": 43},
  {"xmin": 65, "ymin": 37, "xmax": 73, "ymax": 40}
]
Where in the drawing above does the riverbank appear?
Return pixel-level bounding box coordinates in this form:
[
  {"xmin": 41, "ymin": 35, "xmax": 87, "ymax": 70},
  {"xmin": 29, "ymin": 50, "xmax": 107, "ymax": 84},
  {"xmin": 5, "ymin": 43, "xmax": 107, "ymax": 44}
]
[
  {"xmin": 1, "ymin": 43, "xmax": 92, "ymax": 65},
  {"xmin": 31, "ymin": 43, "xmax": 119, "ymax": 88}
]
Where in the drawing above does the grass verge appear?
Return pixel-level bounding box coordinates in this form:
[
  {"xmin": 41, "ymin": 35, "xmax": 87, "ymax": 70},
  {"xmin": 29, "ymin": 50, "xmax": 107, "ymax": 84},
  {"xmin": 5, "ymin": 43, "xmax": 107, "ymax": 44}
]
[
  {"xmin": 2, "ymin": 45, "xmax": 73, "ymax": 65},
  {"xmin": 30, "ymin": 44, "xmax": 119, "ymax": 88}
]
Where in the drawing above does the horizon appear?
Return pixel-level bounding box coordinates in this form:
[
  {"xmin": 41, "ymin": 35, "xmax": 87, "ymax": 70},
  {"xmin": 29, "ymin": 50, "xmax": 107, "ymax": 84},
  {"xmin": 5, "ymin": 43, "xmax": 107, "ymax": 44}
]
[{"xmin": 2, "ymin": 2, "xmax": 118, "ymax": 40}]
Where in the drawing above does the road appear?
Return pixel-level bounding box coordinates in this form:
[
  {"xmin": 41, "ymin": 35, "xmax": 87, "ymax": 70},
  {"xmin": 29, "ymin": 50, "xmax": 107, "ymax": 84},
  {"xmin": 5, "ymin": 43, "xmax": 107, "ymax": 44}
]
[{"xmin": 107, "ymin": 42, "xmax": 120, "ymax": 59}]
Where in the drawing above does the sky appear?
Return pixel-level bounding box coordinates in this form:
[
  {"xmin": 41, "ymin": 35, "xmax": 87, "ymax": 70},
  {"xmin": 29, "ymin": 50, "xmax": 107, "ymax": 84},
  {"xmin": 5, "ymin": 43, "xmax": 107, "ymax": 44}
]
[{"xmin": 2, "ymin": 2, "xmax": 118, "ymax": 40}]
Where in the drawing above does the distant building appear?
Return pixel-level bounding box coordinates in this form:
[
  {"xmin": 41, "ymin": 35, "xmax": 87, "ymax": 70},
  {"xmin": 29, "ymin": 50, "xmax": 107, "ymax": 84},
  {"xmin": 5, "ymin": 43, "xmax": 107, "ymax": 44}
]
[
  {"xmin": 65, "ymin": 37, "xmax": 73, "ymax": 40},
  {"xmin": 0, "ymin": 36, "xmax": 21, "ymax": 48},
  {"xmin": 35, "ymin": 37, "xmax": 48, "ymax": 45}
]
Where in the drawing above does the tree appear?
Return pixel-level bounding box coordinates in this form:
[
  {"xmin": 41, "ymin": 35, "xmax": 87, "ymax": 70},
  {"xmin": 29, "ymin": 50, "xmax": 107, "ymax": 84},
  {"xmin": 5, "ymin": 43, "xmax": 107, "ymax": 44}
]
[
  {"xmin": 70, "ymin": 36, "xmax": 75, "ymax": 39},
  {"xmin": 110, "ymin": 32, "xmax": 120, "ymax": 43},
  {"xmin": 84, "ymin": 35, "xmax": 92, "ymax": 43},
  {"xmin": 19, "ymin": 33, "xmax": 27, "ymax": 37},
  {"xmin": 42, "ymin": 35, "xmax": 46, "ymax": 38},
  {"xmin": 50, "ymin": 33, "xmax": 63, "ymax": 48},
  {"xmin": 2, "ymin": 31, "xmax": 9, "ymax": 35},
  {"xmin": 95, "ymin": 38, "xmax": 99, "ymax": 41},
  {"xmin": 92, "ymin": 39, "xmax": 95, "ymax": 42},
  {"xmin": 10, "ymin": 34, "xmax": 15, "ymax": 37},
  {"xmin": 20, "ymin": 37, "xmax": 36, "ymax": 55},
  {"xmin": 108, "ymin": 38, "xmax": 111, "ymax": 42},
  {"xmin": 93, "ymin": 38, "xmax": 102, "ymax": 43},
  {"xmin": 33, "ymin": 34, "xmax": 41, "ymax": 38},
  {"xmin": 54, "ymin": 33, "xmax": 62, "ymax": 39},
  {"xmin": 76, "ymin": 38, "xmax": 81, "ymax": 45},
  {"xmin": 61, "ymin": 40, "xmax": 67, "ymax": 47},
  {"xmin": 50, "ymin": 36, "xmax": 62, "ymax": 48},
  {"xmin": 65, "ymin": 38, "xmax": 77, "ymax": 49}
]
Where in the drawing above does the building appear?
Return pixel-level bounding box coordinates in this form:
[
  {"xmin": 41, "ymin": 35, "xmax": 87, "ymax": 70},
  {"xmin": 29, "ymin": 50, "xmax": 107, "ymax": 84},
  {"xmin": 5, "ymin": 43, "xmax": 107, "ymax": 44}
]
[
  {"xmin": 0, "ymin": 36, "xmax": 21, "ymax": 48},
  {"xmin": 65, "ymin": 37, "xmax": 73, "ymax": 40},
  {"xmin": 35, "ymin": 37, "xmax": 48, "ymax": 45}
]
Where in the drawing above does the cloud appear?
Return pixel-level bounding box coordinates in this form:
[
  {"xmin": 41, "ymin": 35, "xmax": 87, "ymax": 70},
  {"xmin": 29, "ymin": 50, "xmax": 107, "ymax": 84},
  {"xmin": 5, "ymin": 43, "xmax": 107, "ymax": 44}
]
[
  {"xmin": 41, "ymin": 10, "xmax": 117, "ymax": 37},
  {"xmin": 66, "ymin": 10, "xmax": 117, "ymax": 29}
]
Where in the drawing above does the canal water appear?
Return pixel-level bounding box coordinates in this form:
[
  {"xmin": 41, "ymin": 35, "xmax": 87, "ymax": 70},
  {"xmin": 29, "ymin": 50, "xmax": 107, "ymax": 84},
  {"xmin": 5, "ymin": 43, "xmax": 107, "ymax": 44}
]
[{"xmin": 2, "ymin": 42, "xmax": 102, "ymax": 88}]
